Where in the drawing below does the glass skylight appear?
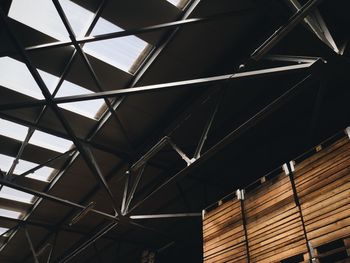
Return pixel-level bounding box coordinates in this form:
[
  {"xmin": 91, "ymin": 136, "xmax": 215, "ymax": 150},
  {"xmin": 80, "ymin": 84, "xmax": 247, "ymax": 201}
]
[
  {"xmin": 0, "ymin": 117, "xmax": 73, "ymax": 153},
  {"xmin": 8, "ymin": 0, "xmax": 93, "ymax": 41},
  {"xmin": 0, "ymin": 227, "xmax": 10, "ymax": 236},
  {"xmin": 166, "ymin": 0, "xmax": 188, "ymax": 8},
  {"xmin": 8, "ymin": 0, "xmax": 151, "ymax": 73},
  {"xmin": 0, "ymin": 187, "xmax": 34, "ymax": 204},
  {"xmin": 56, "ymin": 80, "xmax": 105, "ymax": 119},
  {"xmin": 0, "ymin": 154, "xmax": 13, "ymax": 172},
  {"xmin": 0, "ymin": 153, "xmax": 55, "ymax": 182},
  {"xmin": 14, "ymin": 159, "xmax": 55, "ymax": 182},
  {"xmin": 0, "ymin": 118, "xmax": 28, "ymax": 142},
  {"xmin": 29, "ymin": 130, "xmax": 73, "ymax": 153},
  {"xmin": 0, "ymin": 208, "xmax": 22, "ymax": 219},
  {"xmin": 0, "ymin": 56, "xmax": 43, "ymax": 99},
  {"xmin": 84, "ymin": 18, "xmax": 149, "ymax": 73},
  {"xmin": 0, "ymin": 57, "xmax": 105, "ymax": 119}
]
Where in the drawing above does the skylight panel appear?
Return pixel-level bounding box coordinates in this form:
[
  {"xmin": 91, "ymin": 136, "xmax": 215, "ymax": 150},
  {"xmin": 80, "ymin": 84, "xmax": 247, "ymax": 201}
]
[
  {"xmin": 0, "ymin": 208, "xmax": 22, "ymax": 219},
  {"xmin": 0, "ymin": 57, "xmax": 44, "ymax": 99},
  {"xmin": 166, "ymin": 0, "xmax": 188, "ymax": 8},
  {"xmin": 29, "ymin": 130, "xmax": 73, "ymax": 153},
  {"xmin": 0, "ymin": 187, "xmax": 34, "ymax": 204},
  {"xmin": 0, "ymin": 154, "xmax": 13, "ymax": 172},
  {"xmin": 0, "ymin": 118, "xmax": 28, "ymax": 142},
  {"xmin": 0, "ymin": 227, "xmax": 10, "ymax": 236},
  {"xmin": 0, "ymin": 57, "xmax": 104, "ymax": 119},
  {"xmin": 0, "ymin": 154, "xmax": 55, "ymax": 182},
  {"xmin": 14, "ymin": 159, "xmax": 55, "ymax": 182},
  {"xmin": 0, "ymin": 117, "xmax": 73, "ymax": 153},
  {"xmin": 83, "ymin": 18, "xmax": 149, "ymax": 73},
  {"xmin": 56, "ymin": 80, "xmax": 105, "ymax": 119},
  {"xmin": 8, "ymin": 0, "xmax": 93, "ymax": 40},
  {"xmin": 8, "ymin": 0, "xmax": 150, "ymax": 74}
]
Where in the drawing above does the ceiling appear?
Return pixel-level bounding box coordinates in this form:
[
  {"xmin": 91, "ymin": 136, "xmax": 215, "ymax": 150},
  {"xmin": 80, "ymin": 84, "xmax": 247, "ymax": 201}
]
[{"xmin": 0, "ymin": 0, "xmax": 349, "ymax": 262}]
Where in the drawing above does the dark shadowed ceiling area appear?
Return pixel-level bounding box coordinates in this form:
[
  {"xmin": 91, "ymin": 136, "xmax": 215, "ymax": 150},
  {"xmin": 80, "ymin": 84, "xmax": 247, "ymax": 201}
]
[{"xmin": 0, "ymin": 0, "xmax": 349, "ymax": 262}]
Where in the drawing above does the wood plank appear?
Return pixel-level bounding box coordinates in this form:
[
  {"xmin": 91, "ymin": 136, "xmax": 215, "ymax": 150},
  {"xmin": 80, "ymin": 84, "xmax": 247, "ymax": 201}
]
[
  {"xmin": 203, "ymin": 204, "xmax": 241, "ymax": 232},
  {"xmin": 295, "ymin": 145, "xmax": 350, "ymax": 186},
  {"xmin": 245, "ymin": 193, "xmax": 294, "ymax": 218},
  {"xmin": 246, "ymin": 202, "xmax": 296, "ymax": 230},
  {"xmin": 245, "ymin": 175, "xmax": 290, "ymax": 208},
  {"xmin": 204, "ymin": 217, "xmax": 243, "ymax": 239},
  {"xmin": 305, "ymin": 203, "xmax": 350, "ymax": 229},
  {"xmin": 204, "ymin": 242, "xmax": 246, "ymax": 262},
  {"xmin": 295, "ymin": 137, "xmax": 349, "ymax": 172},
  {"xmin": 302, "ymin": 188, "xmax": 350, "ymax": 218},
  {"xmin": 308, "ymin": 217, "xmax": 350, "ymax": 241},
  {"xmin": 203, "ymin": 200, "xmax": 240, "ymax": 226},
  {"xmin": 250, "ymin": 228, "xmax": 304, "ymax": 256},
  {"xmin": 311, "ymin": 225, "xmax": 350, "ymax": 247},
  {"xmin": 204, "ymin": 230, "xmax": 245, "ymax": 253},
  {"xmin": 247, "ymin": 209, "xmax": 300, "ymax": 237},
  {"xmin": 204, "ymin": 224, "xmax": 245, "ymax": 250},
  {"xmin": 251, "ymin": 239, "xmax": 306, "ymax": 262},
  {"xmin": 297, "ymin": 160, "xmax": 350, "ymax": 197},
  {"xmin": 249, "ymin": 220, "xmax": 303, "ymax": 247},
  {"xmin": 204, "ymin": 234, "xmax": 246, "ymax": 258},
  {"xmin": 300, "ymin": 180, "xmax": 350, "ymax": 208}
]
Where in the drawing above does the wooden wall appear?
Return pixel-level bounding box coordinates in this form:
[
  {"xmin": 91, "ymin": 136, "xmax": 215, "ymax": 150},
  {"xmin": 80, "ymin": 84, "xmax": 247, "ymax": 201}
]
[{"xmin": 203, "ymin": 132, "xmax": 350, "ymax": 262}]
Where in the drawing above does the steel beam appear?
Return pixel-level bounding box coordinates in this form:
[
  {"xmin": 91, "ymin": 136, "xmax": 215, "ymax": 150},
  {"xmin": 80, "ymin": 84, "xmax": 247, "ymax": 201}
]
[
  {"xmin": 6, "ymin": 128, "xmax": 35, "ymax": 178},
  {"xmin": 194, "ymin": 90, "xmax": 223, "ymax": 159},
  {"xmin": 0, "ymin": 215, "xmax": 137, "ymax": 245},
  {"xmin": 0, "ymin": 215, "xmax": 98, "ymax": 237},
  {"xmin": 0, "ymin": 2, "xmax": 129, "ymax": 252},
  {"xmin": 312, "ymin": 9, "xmax": 339, "ymax": 53},
  {"xmin": 130, "ymin": 213, "xmax": 201, "ymax": 220},
  {"xmin": 57, "ymin": 222, "xmax": 118, "ymax": 263},
  {"xmin": 47, "ymin": 89, "xmax": 220, "ymax": 263},
  {"xmin": 121, "ymin": 171, "xmax": 131, "ymax": 215},
  {"xmin": 284, "ymin": 0, "xmax": 339, "ymax": 53},
  {"xmin": 0, "ymin": 112, "xmax": 130, "ymax": 159},
  {"xmin": 84, "ymin": 0, "xmax": 202, "ymax": 145},
  {"xmin": 131, "ymin": 137, "xmax": 169, "ymax": 172},
  {"xmin": 24, "ymin": 227, "xmax": 40, "ymax": 263},
  {"xmin": 15, "ymin": 149, "xmax": 75, "ymax": 179},
  {"xmin": 17, "ymin": 8, "xmax": 255, "ymax": 53},
  {"xmin": 251, "ymin": 0, "xmax": 323, "ymax": 60},
  {"xmin": 0, "ymin": 177, "xmax": 117, "ymax": 221},
  {"xmin": 0, "ymin": 7, "xmax": 121, "ymax": 216},
  {"xmin": 47, "ymin": 232, "xmax": 58, "ymax": 263},
  {"xmin": 264, "ymin": 54, "xmax": 323, "ymax": 64},
  {"xmin": 0, "ymin": 226, "xmax": 16, "ymax": 238},
  {"xmin": 127, "ymin": 71, "xmax": 319, "ymax": 214},
  {"xmin": 339, "ymin": 40, "xmax": 348, "ymax": 56},
  {"xmin": 2, "ymin": 46, "xmax": 77, "ymax": 189},
  {"xmin": 0, "ymin": 63, "xmax": 314, "ymax": 111},
  {"xmin": 52, "ymin": 0, "xmax": 133, "ymax": 153},
  {"xmin": 123, "ymin": 165, "xmax": 146, "ymax": 214},
  {"xmin": 19, "ymin": 162, "xmax": 127, "ymax": 262}
]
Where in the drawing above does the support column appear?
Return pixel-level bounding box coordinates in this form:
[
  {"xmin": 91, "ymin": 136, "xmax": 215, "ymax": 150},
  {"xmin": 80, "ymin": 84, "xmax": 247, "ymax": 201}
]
[
  {"xmin": 24, "ymin": 227, "xmax": 40, "ymax": 263},
  {"xmin": 284, "ymin": 161, "xmax": 315, "ymax": 262},
  {"xmin": 237, "ymin": 189, "xmax": 251, "ymax": 263}
]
